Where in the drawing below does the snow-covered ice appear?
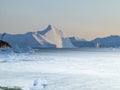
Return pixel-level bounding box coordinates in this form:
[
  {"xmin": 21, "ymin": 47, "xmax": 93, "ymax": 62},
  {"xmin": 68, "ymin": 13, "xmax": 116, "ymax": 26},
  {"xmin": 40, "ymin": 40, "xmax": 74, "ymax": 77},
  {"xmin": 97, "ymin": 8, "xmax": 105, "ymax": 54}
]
[{"xmin": 0, "ymin": 48, "xmax": 120, "ymax": 90}]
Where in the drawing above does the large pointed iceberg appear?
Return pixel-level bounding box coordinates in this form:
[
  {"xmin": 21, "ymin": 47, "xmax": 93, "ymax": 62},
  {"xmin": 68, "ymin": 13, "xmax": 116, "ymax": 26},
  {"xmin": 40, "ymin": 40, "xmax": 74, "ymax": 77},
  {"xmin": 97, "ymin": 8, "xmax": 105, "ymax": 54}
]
[{"xmin": 0, "ymin": 25, "xmax": 74, "ymax": 50}]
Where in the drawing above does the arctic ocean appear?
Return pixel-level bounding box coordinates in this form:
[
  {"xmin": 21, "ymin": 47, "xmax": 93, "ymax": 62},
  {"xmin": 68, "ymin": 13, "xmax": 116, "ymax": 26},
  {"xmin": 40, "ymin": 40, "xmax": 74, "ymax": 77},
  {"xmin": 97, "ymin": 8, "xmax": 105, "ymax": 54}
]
[{"xmin": 0, "ymin": 48, "xmax": 120, "ymax": 90}]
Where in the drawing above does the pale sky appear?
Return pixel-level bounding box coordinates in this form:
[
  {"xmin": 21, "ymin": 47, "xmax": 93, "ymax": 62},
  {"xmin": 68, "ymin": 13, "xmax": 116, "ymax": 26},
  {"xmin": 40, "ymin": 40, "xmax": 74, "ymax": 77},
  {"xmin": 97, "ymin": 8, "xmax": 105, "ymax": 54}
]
[{"xmin": 0, "ymin": 0, "xmax": 120, "ymax": 40}]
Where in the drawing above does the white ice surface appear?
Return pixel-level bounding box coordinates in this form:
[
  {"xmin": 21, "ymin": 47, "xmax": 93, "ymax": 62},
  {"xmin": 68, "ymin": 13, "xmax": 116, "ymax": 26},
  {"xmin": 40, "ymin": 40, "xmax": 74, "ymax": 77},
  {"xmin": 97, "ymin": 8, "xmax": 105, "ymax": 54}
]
[{"xmin": 0, "ymin": 49, "xmax": 120, "ymax": 90}]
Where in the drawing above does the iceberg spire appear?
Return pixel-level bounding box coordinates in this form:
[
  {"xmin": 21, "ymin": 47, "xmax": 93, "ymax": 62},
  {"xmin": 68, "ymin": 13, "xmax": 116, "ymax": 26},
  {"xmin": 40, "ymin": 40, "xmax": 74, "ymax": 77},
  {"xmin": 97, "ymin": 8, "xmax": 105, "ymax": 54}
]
[{"xmin": 46, "ymin": 24, "xmax": 53, "ymax": 30}]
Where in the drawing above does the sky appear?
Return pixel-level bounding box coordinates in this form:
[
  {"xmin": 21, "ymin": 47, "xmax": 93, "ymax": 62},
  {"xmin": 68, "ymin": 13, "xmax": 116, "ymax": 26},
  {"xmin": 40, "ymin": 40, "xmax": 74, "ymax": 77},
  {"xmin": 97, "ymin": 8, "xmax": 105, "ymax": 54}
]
[{"xmin": 0, "ymin": 0, "xmax": 120, "ymax": 40}]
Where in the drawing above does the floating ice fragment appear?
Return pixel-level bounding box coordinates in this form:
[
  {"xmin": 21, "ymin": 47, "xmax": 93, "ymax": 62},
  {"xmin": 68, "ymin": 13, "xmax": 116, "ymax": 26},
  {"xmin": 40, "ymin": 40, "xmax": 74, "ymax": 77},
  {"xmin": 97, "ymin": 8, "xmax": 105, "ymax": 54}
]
[{"xmin": 31, "ymin": 79, "xmax": 47, "ymax": 90}]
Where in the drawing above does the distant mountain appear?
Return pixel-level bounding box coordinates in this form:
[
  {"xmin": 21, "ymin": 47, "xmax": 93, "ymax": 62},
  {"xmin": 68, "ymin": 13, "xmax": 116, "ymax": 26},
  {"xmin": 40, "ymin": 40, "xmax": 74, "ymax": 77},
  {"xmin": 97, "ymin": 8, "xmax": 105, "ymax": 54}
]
[{"xmin": 92, "ymin": 35, "xmax": 120, "ymax": 48}]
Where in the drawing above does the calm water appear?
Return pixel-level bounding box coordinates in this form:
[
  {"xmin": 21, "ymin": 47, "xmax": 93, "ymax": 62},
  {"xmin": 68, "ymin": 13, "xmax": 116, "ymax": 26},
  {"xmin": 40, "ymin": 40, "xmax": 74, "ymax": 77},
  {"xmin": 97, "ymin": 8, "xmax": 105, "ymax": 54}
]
[{"xmin": 0, "ymin": 48, "xmax": 120, "ymax": 90}]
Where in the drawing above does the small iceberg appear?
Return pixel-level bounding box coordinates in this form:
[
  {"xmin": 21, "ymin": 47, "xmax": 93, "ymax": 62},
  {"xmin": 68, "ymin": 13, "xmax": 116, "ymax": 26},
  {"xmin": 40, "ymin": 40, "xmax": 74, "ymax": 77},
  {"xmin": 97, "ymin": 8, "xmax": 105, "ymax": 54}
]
[{"xmin": 31, "ymin": 79, "xmax": 47, "ymax": 90}]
